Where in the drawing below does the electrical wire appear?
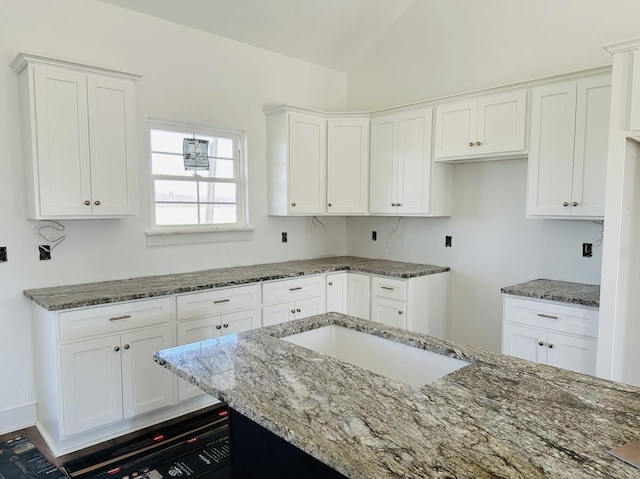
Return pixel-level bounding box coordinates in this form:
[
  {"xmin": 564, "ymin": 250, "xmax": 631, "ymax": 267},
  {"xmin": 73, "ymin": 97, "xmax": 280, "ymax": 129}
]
[
  {"xmin": 592, "ymin": 220, "xmax": 604, "ymax": 248},
  {"xmin": 37, "ymin": 220, "xmax": 67, "ymax": 251},
  {"xmin": 310, "ymin": 216, "xmax": 326, "ymax": 235},
  {"xmin": 384, "ymin": 217, "xmax": 403, "ymax": 257}
]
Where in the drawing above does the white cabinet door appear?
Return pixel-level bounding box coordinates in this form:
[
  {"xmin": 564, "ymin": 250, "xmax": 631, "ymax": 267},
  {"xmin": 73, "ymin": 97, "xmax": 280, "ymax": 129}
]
[
  {"xmin": 176, "ymin": 317, "xmax": 218, "ymax": 401},
  {"xmin": 121, "ymin": 325, "xmax": 174, "ymax": 418},
  {"xmin": 294, "ymin": 296, "xmax": 325, "ymax": 319},
  {"xmin": 288, "ymin": 113, "xmax": 326, "ymax": 214},
  {"xmin": 347, "ymin": 273, "xmax": 370, "ymax": 320},
  {"xmin": 433, "ymin": 100, "xmax": 476, "ymax": 159},
  {"xmin": 501, "ymin": 323, "xmax": 547, "ymax": 364},
  {"xmin": 327, "ymin": 118, "xmax": 369, "ymax": 214},
  {"xmin": 476, "ymin": 91, "xmax": 527, "ymax": 156},
  {"xmin": 371, "ymin": 297, "xmax": 405, "ymax": 328},
  {"xmin": 527, "ymin": 82, "xmax": 578, "ymax": 216},
  {"xmin": 262, "ymin": 302, "xmax": 295, "ymax": 326},
  {"xmin": 220, "ymin": 309, "xmax": 260, "ymax": 336},
  {"xmin": 369, "ymin": 114, "xmax": 398, "ymax": 214},
  {"xmin": 326, "ymin": 272, "xmax": 348, "ymax": 313},
  {"xmin": 33, "ymin": 66, "xmax": 92, "ymax": 217},
  {"xmin": 87, "ymin": 76, "xmax": 137, "ymax": 216},
  {"xmin": 546, "ymin": 332, "xmax": 597, "ymax": 375},
  {"xmin": 571, "ymin": 76, "xmax": 611, "ymax": 217},
  {"xmin": 397, "ymin": 108, "xmax": 432, "ymax": 215},
  {"xmin": 60, "ymin": 335, "xmax": 123, "ymax": 436}
]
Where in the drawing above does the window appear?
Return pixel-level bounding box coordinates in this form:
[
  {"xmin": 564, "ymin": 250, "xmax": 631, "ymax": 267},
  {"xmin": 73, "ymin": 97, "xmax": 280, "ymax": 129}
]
[{"xmin": 149, "ymin": 120, "xmax": 247, "ymax": 231}]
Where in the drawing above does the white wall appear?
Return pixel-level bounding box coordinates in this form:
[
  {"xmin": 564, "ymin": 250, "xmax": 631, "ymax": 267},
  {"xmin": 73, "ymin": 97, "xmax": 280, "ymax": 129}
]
[
  {"xmin": 0, "ymin": 0, "xmax": 348, "ymax": 431},
  {"xmin": 347, "ymin": 0, "xmax": 640, "ymax": 111},
  {"xmin": 346, "ymin": 160, "xmax": 603, "ymax": 352}
]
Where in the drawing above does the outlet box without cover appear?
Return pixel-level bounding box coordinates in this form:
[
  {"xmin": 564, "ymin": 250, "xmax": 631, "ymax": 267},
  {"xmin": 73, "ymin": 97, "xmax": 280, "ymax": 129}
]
[
  {"xmin": 372, "ymin": 231, "xmax": 377, "ymax": 241},
  {"xmin": 281, "ymin": 232, "xmax": 288, "ymax": 243},
  {"xmin": 583, "ymin": 243, "xmax": 593, "ymax": 257},
  {"xmin": 445, "ymin": 236, "xmax": 452, "ymax": 247},
  {"xmin": 0, "ymin": 247, "xmax": 6, "ymax": 262},
  {"xmin": 39, "ymin": 245, "xmax": 51, "ymax": 260}
]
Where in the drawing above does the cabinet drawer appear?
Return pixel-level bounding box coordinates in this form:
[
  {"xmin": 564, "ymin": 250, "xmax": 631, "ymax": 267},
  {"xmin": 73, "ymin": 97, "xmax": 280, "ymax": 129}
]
[
  {"xmin": 503, "ymin": 296, "xmax": 598, "ymax": 338},
  {"xmin": 262, "ymin": 275, "xmax": 324, "ymax": 304},
  {"xmin": 176, "ymin": 284, "xmax": 260, "ymax": 320},
  {"xmin": 371, "ymin": 276, "xmax": 407, "ymax": 300},
  {"xmin": 59, "ymin": 297, "xmax": 172, "ymax": 341}
]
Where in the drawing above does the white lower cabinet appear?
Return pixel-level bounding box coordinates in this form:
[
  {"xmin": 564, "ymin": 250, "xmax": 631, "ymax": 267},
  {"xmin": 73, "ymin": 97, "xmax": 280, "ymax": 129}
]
[
  {"xmin": 326, "ymin": 272, "xmax": 371, "ymax": 320},
  {"xmin": 262, "ymin": 275, "xmax": 325, "ymax": 326},
  {"xmin": 176, "ymin": 285, "xmax": 260, "ymax": 400},
  {"xmin": 370, "ymin": 273, "xmax": 449, "ymax": 338},
  {"xmin": 501, "ymin": 296, "xmax": 598, "ymax": 375}
]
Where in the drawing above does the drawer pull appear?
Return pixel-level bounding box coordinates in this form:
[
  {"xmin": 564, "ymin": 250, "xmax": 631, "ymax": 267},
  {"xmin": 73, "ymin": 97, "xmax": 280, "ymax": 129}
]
[
  {"xmin": 380, "ymin": 286, "xmax": 395, "ymax": 291},
  {"xmin": 213, "ymin": 299, "xmax": 231, "ymax": 304},
  {"xmin": 110, "ymin": 314, "xmax": 131, "ymax": 322},
  {"xmin": 289, "ymin": 287, "xmax": 303, "ymax": 291},
  {"xmin": 537, "ymin": 313, "xmax": 559, "ymax": 320}
]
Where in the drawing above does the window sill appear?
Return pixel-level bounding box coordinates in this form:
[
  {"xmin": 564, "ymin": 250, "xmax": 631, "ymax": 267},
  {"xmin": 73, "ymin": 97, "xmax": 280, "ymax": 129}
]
[{"xmin": 145, "ymin": 226, "xmax": 254, "ymax": 247}]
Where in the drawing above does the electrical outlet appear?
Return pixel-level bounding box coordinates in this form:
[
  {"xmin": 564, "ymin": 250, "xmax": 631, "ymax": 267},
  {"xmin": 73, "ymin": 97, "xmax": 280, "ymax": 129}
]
[
  {"xmin": 372, "ymin": 231, "xmax": 377, "ymax": 241},
  {"xmin": 39, "ymin": 245, "xmax": 51, "ymax": 261},
  {"xmin": 445, "ymin": 235, "xmax": 452, "ymax": 247},
  {"xmin": 0, "ymin": 246, "xmax": 6, "ymax": 263},
  {"xmin": 582, "ymin": 243, "xmax": 593, "ymax": 257},
  {"xmin": 281, "ymin": 232, "xmax": 288, "ymax": 243}
]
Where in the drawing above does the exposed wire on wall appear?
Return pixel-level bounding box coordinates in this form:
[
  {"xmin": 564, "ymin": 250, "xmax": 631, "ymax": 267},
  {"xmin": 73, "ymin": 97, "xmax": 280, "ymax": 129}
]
[
  {"xmin": 384, "ymin": 216, "xmax": 403, "ymax": 258},
  {"xmin": 592, "ymin": 220, "xmax": 604, "ymax": 248},
  {"xmin": 36, "ymin": 220, "xmax": 67, "ymax": 251},
  {"xmin": 309, "ymin": 216, "xmax": 326, "ymax": 235}
]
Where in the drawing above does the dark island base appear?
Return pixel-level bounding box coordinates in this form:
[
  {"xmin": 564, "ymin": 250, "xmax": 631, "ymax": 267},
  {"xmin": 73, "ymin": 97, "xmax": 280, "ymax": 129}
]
[{"xmin": 230, "ymin": 409, "xmax": 347, "ymax": 479}]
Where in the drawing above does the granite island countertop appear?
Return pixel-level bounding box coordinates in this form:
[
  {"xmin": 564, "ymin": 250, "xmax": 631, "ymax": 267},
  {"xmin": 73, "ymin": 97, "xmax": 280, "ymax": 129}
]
[
  {"xmin": 154, "ymin": 312, "xmax": 640, "ymax": 479},
  {"xmin": 23, "ymin": 256, "xmax": 449, "ymax": 311},
  {"xmin": 501, "ymin": 278, "xmax": 600, "ymax": 307}
]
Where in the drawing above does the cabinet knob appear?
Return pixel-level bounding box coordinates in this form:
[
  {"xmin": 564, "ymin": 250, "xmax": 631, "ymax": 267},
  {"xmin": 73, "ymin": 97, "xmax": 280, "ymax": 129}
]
[
  {"xmin": 215, "ymin": 324, "xmax": 222, "ymax": 330},
  {"xmin": 538, "ymin": 341, "xmax": 544, "ymax": 346},
  {"xmin": 113, "ymin": 346, "xmax": 120, "ymax": 352},
  {"xmin": 563, "ymin": 202, "xmax": 569, "ymax": 207},
  {"xmin": 296, "ymin": 308, "xmax": 301, "ymax": 313},
  {"xmin": 572, "ymin": 201, "xmax": 578, "ymax": 207},
  {"xmin": 223, "ymin": 323, "xmax": 229, "ymax": 328},
  {"xmin": 469, "ymin": 142, "xmax": 475, "ymax": 147},
  {"xmin": 475, "ymin": 141, "xmax": 482, "ymax": 146},
  {"xmin": 398, "ymin": 311, "xmax": 403, "ymax": 315},
  {"xmin": 84, "ymin": 200, "xmax": 91, "ymax": 206},
  {"xmin": 291, "ymin": 309, "xmax": 296, "ymax": 314},
  {"xmin": 328, "ymin": 203, "xmax": 332, "ymax": 207},
  {"xmin": 94, "ymin": 200, "xmax": 101, "ymax": 206},
  {"xmin": 124, "ymin": 344, "xmax": 130, "ymax": 350},
  {"xmin": 291, "ymin": 202, "xmax": 296, "ymax": 207},
  {"xmin": 328, "ymin": 282, "xmax": 333, "ymax": 286},
  {"xmin": 391, "ymin": 202, "xmax": 397, "ymax": 207},
  {"xmin": 548, "ymin": 343, "xmax": 555, "ymax": 349}
]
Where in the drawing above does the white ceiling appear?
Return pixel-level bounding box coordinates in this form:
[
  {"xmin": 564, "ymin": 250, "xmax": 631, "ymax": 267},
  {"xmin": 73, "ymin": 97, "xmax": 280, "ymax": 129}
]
[{"xmin": 100, "ymin": 0, "xmax": 415, "ymax": 71}]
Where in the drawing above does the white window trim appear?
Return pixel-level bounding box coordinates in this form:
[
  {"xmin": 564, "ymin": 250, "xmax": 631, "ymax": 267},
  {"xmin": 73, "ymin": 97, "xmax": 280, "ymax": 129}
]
[{"xmin": 146, "ymin": 118, "xmax": 250, "ymax": 245}]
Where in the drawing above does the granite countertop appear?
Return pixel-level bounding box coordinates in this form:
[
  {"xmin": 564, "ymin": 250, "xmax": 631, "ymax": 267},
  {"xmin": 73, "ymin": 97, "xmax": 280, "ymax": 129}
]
[
  {"xmin": 154, "ymin": 313, "xmax": 640, "ymax": 478},
  {"xmin": 23, "ymin": 256, "xmax": 449, "ymax": 311},
  {"xmin": 501, "ymin": 278, "xmax": 600, "ymax": 307}
]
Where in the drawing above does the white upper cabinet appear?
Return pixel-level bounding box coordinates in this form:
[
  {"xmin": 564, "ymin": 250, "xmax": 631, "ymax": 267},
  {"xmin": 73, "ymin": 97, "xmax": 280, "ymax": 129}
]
[
  {"xmin": 370, "ymin": 107, "xmax": 451, "ymax": 216},
  {"xmin": 266, "ymin": 106, "xmax": 369, "ymax": 216},
  {"xmin": 434, "ymin": 90, "xmax": 527, "ymax": 162},
  {"xmin": 11, "ymin": 54, "xmax": 139, "ymax": 219},
  {"xmin": 527, "ymin": 75, "xmax": 611, "ymax": 218}
]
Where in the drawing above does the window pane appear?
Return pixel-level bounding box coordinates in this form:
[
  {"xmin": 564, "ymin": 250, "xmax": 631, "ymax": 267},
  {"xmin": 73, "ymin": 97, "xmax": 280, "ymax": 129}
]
[
  {"xmin": 200, "ymin": 204, "xmax": 237, "ymax": 224},
  {"xmin": 212, "ymin": 138, "xmax": 234, "ymax": 159},
  {"xmin": 155, "ymin": 204, "xmax": 199, "ymax": 225},
  {"xmin": 151, "ymin": 129, "xmax": 192, "ymax": 154},
  {"xmin": 152, "ymin": 153, "xmax": 193, "ymax": 176},
  {"xmin": 199, "ymin": 183, "xmax": 236, "ymax": 203},
  {"xmin": 211, "ymin": 158, "xmax": 234, "ymax": 179},
  {"xmin": 154, "ymin": 180, "xmax": 198, "ymax": 202}
]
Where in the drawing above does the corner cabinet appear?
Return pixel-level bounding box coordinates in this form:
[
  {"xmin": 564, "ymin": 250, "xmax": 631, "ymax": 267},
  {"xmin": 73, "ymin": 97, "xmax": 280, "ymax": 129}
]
[
  {"xmin": 11, "ymin": 53, "xmax": 140, "ymax": 219},
  {"xmin": 369, "ymin": 107, "xmax": 452, "ymax": 216},
  {"xmin": 433, "ymin": 90, "xmax": 527, "ymax": 162},
  {"xmin": 502, "ymin": 295, "xmax": 598, "ymax": 375},
  {"xmin": 526, "ymin": 75, "xmax": 611, "ymax": 218},
  {"xmin": 265, "ymin": 106, "xmax": 370, "ymax": 216}
]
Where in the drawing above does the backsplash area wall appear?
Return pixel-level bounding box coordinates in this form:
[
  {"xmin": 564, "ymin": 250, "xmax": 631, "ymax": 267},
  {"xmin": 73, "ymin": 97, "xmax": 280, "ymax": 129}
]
[
  {"xmin": 0, "ymin": 0, "xmax": 348, "ymax": 431},
  {"xmin": 345, "ymin": 159, "xmax": 603, "ymax": 352}
]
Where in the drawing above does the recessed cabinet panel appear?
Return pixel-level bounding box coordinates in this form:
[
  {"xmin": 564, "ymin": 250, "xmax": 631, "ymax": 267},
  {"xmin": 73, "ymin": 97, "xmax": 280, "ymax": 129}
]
[
  {"xmin": 547, "ymin": 332, "xmax": 597, "ymax": 375},
  {"xmin": 397, "ymin": 110, "xmax": 431, "ymax": 214},
  {"xmin": 369, "ymin": 115, "xmax": 398, "ymax": 214},
  {"xmin": 434, "ymin": 101, "xmax": 476, "ymax": 159},
  {"xmin": 326, "ymin": 272, "xmax": 348, "ymax": 313},
  {"xmin": 477, "ymin": 93, "xmax": 526, "ymax": 155}
]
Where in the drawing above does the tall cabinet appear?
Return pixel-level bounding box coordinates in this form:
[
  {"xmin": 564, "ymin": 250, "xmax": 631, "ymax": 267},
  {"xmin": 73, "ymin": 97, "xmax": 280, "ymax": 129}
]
[{"xmin": 11, "ymin": 53, "xmax": 139, "ymax": 219}]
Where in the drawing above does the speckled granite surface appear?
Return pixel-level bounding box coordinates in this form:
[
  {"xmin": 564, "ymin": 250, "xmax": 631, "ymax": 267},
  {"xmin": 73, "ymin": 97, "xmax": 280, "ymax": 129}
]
[
  {"xmin": 501, "ymin": 278, "xmax": 600, "ymax": 307},
  {"xmin": 23, "ymin": 256, "xmax": 449, "ymax": 311},
  {"xmin": 155, "ymin": 312, "xmax": 640, "ymax": 479}
]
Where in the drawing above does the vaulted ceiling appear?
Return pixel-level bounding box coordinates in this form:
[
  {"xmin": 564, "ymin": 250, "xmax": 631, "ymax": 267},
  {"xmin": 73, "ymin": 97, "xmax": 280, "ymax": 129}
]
[{"xmin": 100, "ymin": 0, "xmax": 416, "ymax": 71}]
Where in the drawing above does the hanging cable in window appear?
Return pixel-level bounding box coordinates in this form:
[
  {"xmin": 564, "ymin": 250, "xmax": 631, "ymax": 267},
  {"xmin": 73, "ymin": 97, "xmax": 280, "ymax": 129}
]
[{"xmin": 37, "ymin": 220, "xmax": 67, "ymax": 251}]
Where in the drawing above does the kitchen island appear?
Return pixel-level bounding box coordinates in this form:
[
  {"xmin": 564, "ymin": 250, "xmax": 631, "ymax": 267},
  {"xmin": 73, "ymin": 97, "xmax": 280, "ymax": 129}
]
[{"xmin": 154, "ymin": 312, "xmax": 640, "ymax": 478}]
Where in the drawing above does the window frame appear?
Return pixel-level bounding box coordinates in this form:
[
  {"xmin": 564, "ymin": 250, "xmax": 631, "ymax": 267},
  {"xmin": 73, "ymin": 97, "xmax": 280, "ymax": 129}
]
[{"xmin": 147, "ymin": 119, "xmax": 249, "ymax": 235}]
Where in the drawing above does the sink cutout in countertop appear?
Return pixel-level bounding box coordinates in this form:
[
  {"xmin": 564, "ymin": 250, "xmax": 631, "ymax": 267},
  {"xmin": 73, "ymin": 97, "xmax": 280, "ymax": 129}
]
[{"xmin": 282, "ymin": 325, "xmax": 469, "ymax": 387}]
